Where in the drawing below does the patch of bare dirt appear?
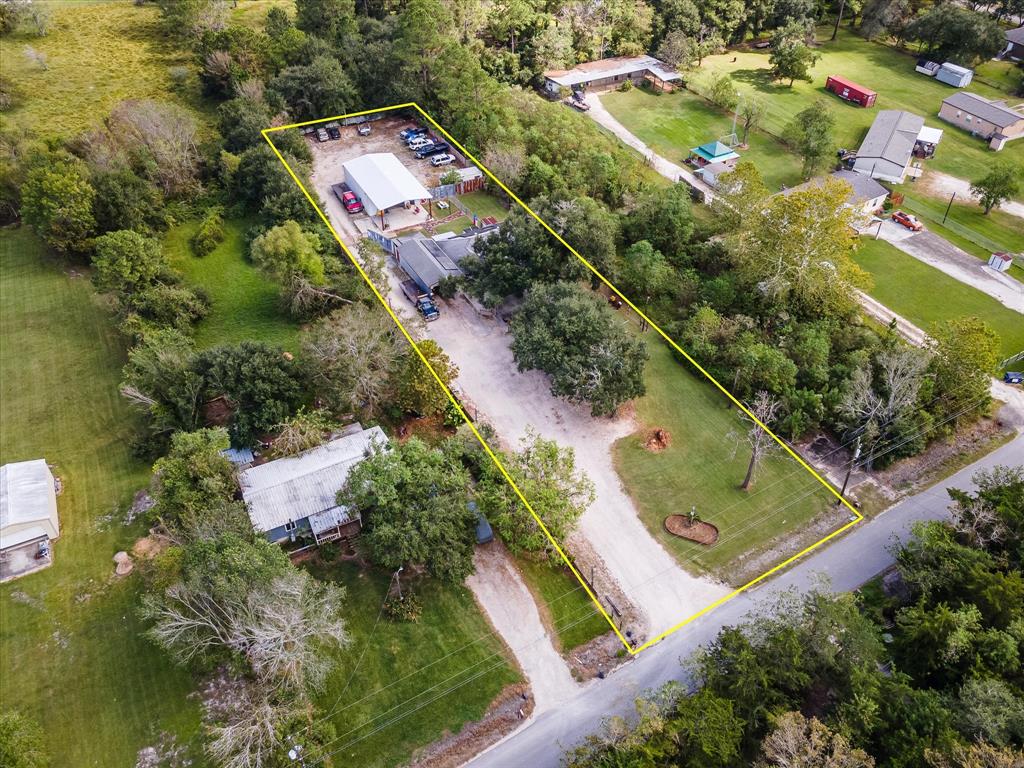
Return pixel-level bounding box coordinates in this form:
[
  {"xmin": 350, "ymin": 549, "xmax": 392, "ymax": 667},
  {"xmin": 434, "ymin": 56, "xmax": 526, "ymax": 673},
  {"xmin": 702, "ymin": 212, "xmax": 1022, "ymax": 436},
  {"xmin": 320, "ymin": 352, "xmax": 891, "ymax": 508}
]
[
  {"xmin": 132, "ymin": 533, "xmax": 171, "ymax": 560},
  {"xmin": 644, "ymin": 428, "xmax": 671, "ymax": 452},
  {"xmin": 564, "ymin": 533, "xmax": 646, "ymax": 646},
  {"xmin": 407, "ymin": 683, "xmax": 534, "ymax": 768},
  {"xmin": 664, "ymin": 515, "xmax": 719, "ymax": 545},
  {"xmin": 566, "ymin": 631, "xmax": 631, "ymax": 682},
  {"xmin": 874, "ymin": 414, "xmax": 1012, "ymax": 493}
]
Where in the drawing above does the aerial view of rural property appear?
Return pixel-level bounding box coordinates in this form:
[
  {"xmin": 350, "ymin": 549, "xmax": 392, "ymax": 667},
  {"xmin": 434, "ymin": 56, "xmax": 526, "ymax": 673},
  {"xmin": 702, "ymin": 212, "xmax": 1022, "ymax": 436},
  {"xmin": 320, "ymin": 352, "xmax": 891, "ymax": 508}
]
[{"xmin": 2, "ymin": 0, "xmax": 1024, "ymax": 766}]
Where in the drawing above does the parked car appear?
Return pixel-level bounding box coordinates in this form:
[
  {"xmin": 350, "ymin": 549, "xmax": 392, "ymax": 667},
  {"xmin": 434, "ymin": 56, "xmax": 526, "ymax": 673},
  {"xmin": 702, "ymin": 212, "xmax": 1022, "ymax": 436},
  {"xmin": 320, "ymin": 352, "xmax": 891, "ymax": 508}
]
[
  {"xmin": 565, "ymin": 97, "xmax": 590, "ymax": 112},
  {"xmin": 1004, "ymin": 372, "xmax": 1023, "ymax": 385},
  {"xmin": 408, "ymin": 136, "xmax": 432, "ymax": 150},
  {"xmin": 430, "ymin": 153, "xmax": 455, "ymax": 167},
  {"xmin": 399, "ymin": 126, "xmax": 428, "ymax": 141},
  {"xmin": 333, "ymin": 183, "xmax": 363, "ymax": 214},
  {"xmin": 356, "ymin": 123, "xmax": 371, "ymax": 136},
  {"xmin": 401, "ymin": 279, "xmax": 440, "ymax": 321},
  {"xmin": 325, "ymin": 122, "xmax": 341, "ymax": 140},
  {"xmin": 316, "ymin": 128, "xmax": 329, "ymax": 142},
  {"xmin": 891, "ymin": 210, "xmax": 923, "ymax": 232},
  {"xmin": 415, "ymin": 143, "xmax": 449, "ymax": 159}
]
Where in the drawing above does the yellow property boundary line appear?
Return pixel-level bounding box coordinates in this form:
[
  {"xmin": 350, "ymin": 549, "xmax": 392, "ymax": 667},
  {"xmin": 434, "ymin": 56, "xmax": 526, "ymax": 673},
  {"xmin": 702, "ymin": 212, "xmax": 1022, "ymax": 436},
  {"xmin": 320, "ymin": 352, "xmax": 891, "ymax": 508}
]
[{"xmin": 262, "ymin": 103, "xmax": 863, "ymax": 655}]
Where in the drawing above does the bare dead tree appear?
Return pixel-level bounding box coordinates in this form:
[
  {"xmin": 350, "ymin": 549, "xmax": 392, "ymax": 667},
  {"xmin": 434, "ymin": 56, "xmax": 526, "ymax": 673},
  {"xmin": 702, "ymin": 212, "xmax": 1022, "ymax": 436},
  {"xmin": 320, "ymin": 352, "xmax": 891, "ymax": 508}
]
[
  {"xmin": 302, "ymin": 304, "xmax": 406, "ymax": 416},
  {"xmin": 741, "ymin": 391, "xmax": 783, "ymax": 492},
  {"xmin": 270, "ymin": 409, "xmax": 333, "ymax": 458},
  {"xmin": 205, "ymin": 686, "xmax": 303, "ymax": 768},
  {"xmin": 144, "ymin": 571, "xmax": 349, "ymax": 695},
  {"xmin": 950, "ymin": 497, "xmax": 1008, "ymax": 550},
  {"xmin": 838, "ymin": 347, "xmax": 930, "ymax": 465},
  {"xmin": 106, "ymin": 100, "xmax": 200, "ymax": 197}
]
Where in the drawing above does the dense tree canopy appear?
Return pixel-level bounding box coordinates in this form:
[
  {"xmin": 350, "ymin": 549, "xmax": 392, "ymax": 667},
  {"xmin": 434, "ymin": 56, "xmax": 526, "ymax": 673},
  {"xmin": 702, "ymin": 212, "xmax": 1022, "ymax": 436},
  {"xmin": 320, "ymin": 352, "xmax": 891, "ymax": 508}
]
[
  {"xmin": 338, "ymin": 437, "xmax": 478, "ymax": 581},
  {"xmin": 510, "ymin": 282, "xmax": 648, "ymax": 416}
]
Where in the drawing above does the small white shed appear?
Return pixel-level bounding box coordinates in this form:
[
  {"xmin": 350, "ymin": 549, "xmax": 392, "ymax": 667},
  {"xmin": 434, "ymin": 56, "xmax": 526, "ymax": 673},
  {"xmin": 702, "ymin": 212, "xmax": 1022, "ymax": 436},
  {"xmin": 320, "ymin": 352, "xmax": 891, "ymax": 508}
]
[{"xmin": 936, "ymin": 63, "xmax": 973, "ymax": 88}]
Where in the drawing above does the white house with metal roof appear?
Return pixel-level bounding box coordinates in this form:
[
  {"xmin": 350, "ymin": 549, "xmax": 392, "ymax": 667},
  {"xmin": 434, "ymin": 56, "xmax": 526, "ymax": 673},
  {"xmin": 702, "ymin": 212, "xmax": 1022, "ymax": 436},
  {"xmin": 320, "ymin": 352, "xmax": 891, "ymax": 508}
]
[
  {"xmin": 239, "ymin": 425, "xmax": 387, "ymax": 546},
  {"xmin": 1, "ymin": 459, "xmax": 60, "ymax": 581},
  {"xmin": 342, "ymin": 153, "xmax": 432, "ymax": 221},
  {"xmin": 851, "ymin": 110, "xmax": 942, "ymax": 183},
  {"xmin": 542, "ymin": 55, "xmax": 682, "ymax": 95}
]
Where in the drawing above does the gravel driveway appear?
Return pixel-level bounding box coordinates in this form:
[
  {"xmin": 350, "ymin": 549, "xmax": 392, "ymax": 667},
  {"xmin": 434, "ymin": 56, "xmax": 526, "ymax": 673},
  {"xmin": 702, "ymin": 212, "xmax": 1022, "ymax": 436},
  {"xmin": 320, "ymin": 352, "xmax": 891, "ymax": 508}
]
[
  {"xmin": 426, "ymin": 297, "xmax": 729, "ymax": 638},
  {"xmin": 919, "ymin": 169, "xmax": 1024, "ymax": 219},
  {"xmin": 867, "ymin": 221, "xmax": 1024, "ymax": 312}
]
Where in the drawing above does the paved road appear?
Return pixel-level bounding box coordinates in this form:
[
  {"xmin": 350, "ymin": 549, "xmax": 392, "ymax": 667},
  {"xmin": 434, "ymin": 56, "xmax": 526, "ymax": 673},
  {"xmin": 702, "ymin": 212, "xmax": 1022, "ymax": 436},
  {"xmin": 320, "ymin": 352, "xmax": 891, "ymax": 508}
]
[{"xmin": 467, "ymin": 434, "xmax": 1024, "ymax": 768}]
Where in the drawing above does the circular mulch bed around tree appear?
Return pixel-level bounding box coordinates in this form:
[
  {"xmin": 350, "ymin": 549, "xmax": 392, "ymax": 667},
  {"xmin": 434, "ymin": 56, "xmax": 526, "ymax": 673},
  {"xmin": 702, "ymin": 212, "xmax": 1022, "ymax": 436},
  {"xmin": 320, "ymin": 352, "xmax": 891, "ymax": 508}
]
[{"xmin": 664, "ymin": 515, "xmax": 719, "ymax": 545}]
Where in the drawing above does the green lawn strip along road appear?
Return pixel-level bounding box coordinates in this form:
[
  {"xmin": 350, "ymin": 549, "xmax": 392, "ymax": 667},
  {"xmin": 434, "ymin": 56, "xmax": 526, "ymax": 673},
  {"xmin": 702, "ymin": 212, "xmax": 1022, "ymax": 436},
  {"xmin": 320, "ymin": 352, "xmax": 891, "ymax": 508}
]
[
  {"xmin": 601, "ymin": 88, "xmax": 806, "ymax": 192},
  {"xmin": 854, "ymin": 237, "xmax": 1024, "ymax": 362},
  {"xmin": 165, "ymin": 217, "xmax": 301, "ymax": 350},
  {"xmin": 897, "ymin": 195, "xmax": 1024, "ymax": 281},
  {"xmin": 613, "ymin": 338, "xmax": 837, "ymax": 583},
  {"xmin": 305, "ymin": 561, "xmax": 520, "ymax": 768},
  {"xmin": 0, "ymin": 227, "xmax": 204, "ymax": 767},
  {"xmin": 516, "ymin": 558, "xmax": 609, "ymax": 653},
  {"xmin": 695, "ymin": 26, "xmax": 1024, "ymax": 187},
  {"xmin": 0, "ymin": 0, "xmax": 213, "ymax": 139}
]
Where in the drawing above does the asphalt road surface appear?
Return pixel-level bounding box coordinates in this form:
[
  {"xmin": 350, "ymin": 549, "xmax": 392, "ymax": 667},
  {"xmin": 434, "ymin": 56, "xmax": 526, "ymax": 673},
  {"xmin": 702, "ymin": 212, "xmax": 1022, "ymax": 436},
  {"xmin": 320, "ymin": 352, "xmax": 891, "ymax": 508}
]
[{"xmin": 467, "ymin": 433, "xmax": 1024, "ymax": 768}]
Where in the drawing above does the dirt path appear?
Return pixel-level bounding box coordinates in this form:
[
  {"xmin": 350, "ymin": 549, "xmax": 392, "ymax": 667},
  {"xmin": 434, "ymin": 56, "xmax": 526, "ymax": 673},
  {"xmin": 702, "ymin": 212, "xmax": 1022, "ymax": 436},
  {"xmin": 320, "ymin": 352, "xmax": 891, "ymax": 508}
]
[
  {"xmin": 918, "ymin": 170, "xmax": 1024, "ymax": 219},
  {"xmin": 465, "ymin": 542, "xmax": 578, "ymax": 712},
  {"xmin": 584, "ymin": 93, "xmax": 716, "ymax": 201},
  {"xmin": 428, "ymin": 297, "xmax": 729, "ymax": 637},
  {"xmin": 866, "ymin": 221, "xmax": 1024, "ymax": 312}
]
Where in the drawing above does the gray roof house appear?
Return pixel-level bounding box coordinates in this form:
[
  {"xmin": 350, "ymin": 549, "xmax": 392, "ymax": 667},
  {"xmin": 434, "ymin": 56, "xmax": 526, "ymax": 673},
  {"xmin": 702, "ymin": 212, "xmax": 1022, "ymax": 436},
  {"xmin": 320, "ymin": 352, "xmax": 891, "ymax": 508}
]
[
  {"xmin": 782, "ymin": 170, "xmax": 889, "ymax": 218},
  {"xmin": 239, "ymin": 425, "xmax": 387, "ymax": 546},
  {"xmin": 395, "ymin": 226, "xmax": 498, "ymax": 293},
  {"xmin": 852, "ymin": 110, "xmax": 926, "ymax": 183},
  {"xmin": 1004, "ymin": 26, "xmax": 1024, "ymax": 60},
  {"xmin": 938, "ymin": 91, "xmax": 1024, "ymax": 150}
]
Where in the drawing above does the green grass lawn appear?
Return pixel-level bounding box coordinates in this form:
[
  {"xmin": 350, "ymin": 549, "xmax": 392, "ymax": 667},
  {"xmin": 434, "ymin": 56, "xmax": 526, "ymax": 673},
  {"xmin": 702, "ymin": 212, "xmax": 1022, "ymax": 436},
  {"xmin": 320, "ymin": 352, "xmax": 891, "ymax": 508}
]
[
  {"xmin": 458, "ymin": 191, "xmax": 510, "ymax": 222},
  {"xmin": 165, "ymin": 217, "xmax": 301, "ymax": 350},
  {"xmin": 229, "ymin": 0, "xmax": 294, "ymax": 28},
  {"xmin": 305, "ymin": 561, "xmax": 519, "ymax": 768},
  {"xmin": 853, "ymin": 237, "xmax": 1024, "ymax": 361},
  {"xmin": 0, "ymin": 0, "xmax": 211, "ymax": 138},
  {"xmin": 613, "ymin": 339, "xmax": 837, "ymax": 583},
  {"xmin": 695, "ymin": 27, "xmax": 1024, "ymax": 186},
  {"xmin": 601, "ymin": 87, "xmax": 806, "ymax": 191},
  {"xmin": 898, "ymin": 194, "xmax": 1024, "ymax": 278},
  {"xmin": 973, "ymin": 60, "xmax": 1024, "ymax": 94},
  {"xmin": 0, "ymin": 226, "xmax": 204, "ymax": 767},
  {"xmin": 516, "ymin": 559, "xmax": 610, "ymax": 652},
  {"xmin": 434, "ymin": 215, "xmax": 474, "ymax": 235}
]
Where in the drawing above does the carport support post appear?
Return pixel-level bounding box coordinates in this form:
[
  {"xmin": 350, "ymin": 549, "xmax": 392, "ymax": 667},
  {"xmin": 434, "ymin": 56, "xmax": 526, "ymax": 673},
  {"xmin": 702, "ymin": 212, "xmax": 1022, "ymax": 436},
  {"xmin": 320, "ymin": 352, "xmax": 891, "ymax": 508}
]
[{"xmin": 380, "ymin": 210, "xmax": 385, "ymax": 230}]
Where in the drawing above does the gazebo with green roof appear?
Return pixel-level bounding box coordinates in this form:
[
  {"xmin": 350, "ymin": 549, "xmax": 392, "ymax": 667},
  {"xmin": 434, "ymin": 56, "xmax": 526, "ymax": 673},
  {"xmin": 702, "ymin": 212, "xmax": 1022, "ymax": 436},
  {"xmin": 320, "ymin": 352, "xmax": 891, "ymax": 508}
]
[{"xmin": 688, "ymin": 140, "xmax": 740, "ymax": 167}]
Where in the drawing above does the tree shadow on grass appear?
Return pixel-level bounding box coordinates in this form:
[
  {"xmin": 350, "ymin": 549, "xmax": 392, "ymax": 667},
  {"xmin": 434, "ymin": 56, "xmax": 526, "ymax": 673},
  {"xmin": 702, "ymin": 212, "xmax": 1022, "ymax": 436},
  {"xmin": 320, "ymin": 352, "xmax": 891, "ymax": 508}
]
[{"xmin": 728, "ymin": 68, "xmax": 794, "ymax": 96}]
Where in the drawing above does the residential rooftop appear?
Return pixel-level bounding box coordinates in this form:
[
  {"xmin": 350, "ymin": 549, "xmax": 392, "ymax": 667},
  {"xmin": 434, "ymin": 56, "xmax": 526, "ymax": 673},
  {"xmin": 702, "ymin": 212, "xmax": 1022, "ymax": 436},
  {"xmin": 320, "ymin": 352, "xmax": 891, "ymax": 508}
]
[{"xmin": 941, "ymin": 91, "xmax": 1024, "ymax": 129}]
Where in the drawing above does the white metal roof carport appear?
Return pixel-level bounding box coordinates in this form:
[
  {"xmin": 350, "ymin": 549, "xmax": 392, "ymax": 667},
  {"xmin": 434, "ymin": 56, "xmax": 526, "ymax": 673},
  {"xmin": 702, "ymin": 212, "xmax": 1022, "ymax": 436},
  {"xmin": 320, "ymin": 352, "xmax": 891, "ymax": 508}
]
[{"xmin": 342, "ymin": 153, "xmax": 432, "ymax": 217}]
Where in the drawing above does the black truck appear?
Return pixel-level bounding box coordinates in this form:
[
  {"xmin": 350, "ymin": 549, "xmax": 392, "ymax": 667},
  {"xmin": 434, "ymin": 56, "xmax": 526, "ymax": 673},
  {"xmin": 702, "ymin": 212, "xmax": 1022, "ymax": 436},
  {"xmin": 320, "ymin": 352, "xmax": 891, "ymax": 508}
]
[{"xmin": 401, "ymin": 279, "xmax": 440, "ymax": 322}]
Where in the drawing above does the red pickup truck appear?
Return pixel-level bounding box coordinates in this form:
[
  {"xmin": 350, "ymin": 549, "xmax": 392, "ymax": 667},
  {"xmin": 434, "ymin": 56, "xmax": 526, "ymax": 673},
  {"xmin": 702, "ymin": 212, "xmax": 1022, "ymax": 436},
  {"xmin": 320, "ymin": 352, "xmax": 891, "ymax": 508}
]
[{"xmin": 332, "ymin": 183, "xmax": 364, "ymax": 214}]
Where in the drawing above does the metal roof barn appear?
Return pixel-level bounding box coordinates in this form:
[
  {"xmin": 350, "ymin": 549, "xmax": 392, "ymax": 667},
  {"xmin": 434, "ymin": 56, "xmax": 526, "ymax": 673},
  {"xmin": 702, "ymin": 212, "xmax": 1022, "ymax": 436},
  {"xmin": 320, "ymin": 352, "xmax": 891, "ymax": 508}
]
[
  {"xmin": 1, "ymin": 459, "xmax": 60, "ymax": 551},
  {"xmin": 341, "ymin": 153, "xmax": 432, "ymax": 217},
  {"xmin": 239, "ymin": 426, "xmax": 387, "ymax": 538}
]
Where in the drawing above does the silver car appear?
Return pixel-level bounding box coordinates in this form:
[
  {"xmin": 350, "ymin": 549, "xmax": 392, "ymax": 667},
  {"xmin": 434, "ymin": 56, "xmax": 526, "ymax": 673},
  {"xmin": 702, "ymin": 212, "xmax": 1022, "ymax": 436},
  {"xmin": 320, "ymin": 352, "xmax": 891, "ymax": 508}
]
[{"xmin": 430, "ymin": 153, "xmax": 455, "ymax": 167}]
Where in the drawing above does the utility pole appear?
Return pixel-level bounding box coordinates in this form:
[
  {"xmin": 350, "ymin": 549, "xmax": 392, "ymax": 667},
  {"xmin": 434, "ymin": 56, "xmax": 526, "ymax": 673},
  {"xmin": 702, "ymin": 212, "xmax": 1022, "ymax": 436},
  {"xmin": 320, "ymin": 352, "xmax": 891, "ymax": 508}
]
[
  {"xmin": 942, "ymin": 191, "xmax": 956, "ymax": 224},
  {"xmin": 837, "ymin": 435, "xmax": 861, "ymax": 506},
  {"xmin": 831, "ymin": 0, "xmax": 847, "ymax": 41}
]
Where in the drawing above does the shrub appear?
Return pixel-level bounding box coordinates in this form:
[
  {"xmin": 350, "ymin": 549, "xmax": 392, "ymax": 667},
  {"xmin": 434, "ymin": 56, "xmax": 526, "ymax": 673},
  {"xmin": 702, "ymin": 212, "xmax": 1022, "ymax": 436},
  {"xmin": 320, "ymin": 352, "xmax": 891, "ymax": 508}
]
[
  {"xmin": 435, "ymin": 274, "xmax": 461, "ymax": 300},
  {"xmin": 439, "ymin": 170, "xmax": 460, "ymax": 186},
  {"xmin": 384, "ymin": 592, "xmax": 422, "ymax": 623},
  {"xmin": 191, "ymin": 206, "xmax": 225, "ymax": 256},
  {"xmin": 618, "ymin": 79, "xmax": 633, "ymax": 92}
]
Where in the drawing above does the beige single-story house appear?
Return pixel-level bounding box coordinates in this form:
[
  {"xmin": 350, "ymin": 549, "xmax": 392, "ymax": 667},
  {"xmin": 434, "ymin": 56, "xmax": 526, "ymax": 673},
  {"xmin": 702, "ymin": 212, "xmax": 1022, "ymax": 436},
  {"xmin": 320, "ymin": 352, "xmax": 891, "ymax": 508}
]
[
  {"xmin": 781, "ymin": 170, "xmax": 889, "ymax": 221},
  {"xmin": 938, "ymin": 92, "xmax": 1024, "ymax": 151},
  {"xmin": 543, "ymin": 55, "xmax": 682, "ymax": 96},
  {"xmin": 1, "ymin": 459, "xmax": 60, "ymax": 581}
]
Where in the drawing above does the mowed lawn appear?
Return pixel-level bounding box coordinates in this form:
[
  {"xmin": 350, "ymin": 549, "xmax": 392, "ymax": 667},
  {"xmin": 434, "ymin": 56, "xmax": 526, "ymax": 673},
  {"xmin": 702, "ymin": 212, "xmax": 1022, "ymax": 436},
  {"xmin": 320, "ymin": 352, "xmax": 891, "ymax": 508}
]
[
  {"xmin": 305, "ymin": 561, "xmax": 520, "ymax": 768},
  {"xmin": 165, "ymin": 217, "xmax": 301, "ymax": 350},
  {"xmin": 695, "ymin": 27, "xmax": 1024, "ymax": 186},
  {"xmin": 601, "ymin": 88, "xmax": 806, "ymax": 191},
  {"xmin": 0, "ymin": 227, "xmax": 204, "ymax": 767},
  {"xmin": 0, "ymin": 0, "xmax": 210, "ymax": 138},
  {"xmin": 614, "ymin": 339, "xmax": 837, "ymax": 584},
  {"xmin": 853, "ymin": 238, "xmax": 1024, "ymax": 362},
  {"xmin": 517, "ymin": 559, "xmax": 610, "ymax": 652}
]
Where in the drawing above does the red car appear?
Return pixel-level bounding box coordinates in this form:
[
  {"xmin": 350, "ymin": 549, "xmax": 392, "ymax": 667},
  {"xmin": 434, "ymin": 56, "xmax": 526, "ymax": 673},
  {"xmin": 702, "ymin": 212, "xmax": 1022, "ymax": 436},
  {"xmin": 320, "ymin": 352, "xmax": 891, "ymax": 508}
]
[{"xmin": 891, "ymin": 210, "xmax": 923, "ymax": 232}]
